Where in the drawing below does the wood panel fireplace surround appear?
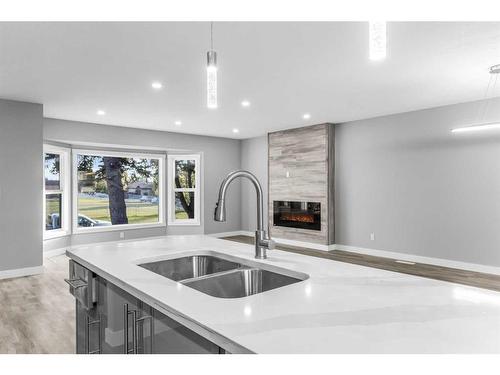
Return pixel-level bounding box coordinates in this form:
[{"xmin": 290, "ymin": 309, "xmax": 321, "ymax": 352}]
[{"xmin": 268, "ymin": 123, "xmax": 335, "ymax": 247}]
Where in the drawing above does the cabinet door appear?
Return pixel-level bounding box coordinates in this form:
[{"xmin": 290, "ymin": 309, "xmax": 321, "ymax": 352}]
[
  {"xmin": 152, "ymin": 308, "xmax": 220, "ymax": 354},
  {"xmin": 75, "ymin": 300, "xmax": 101, "ymax": 354},
  {"xmin": 97, "ymin": 277, "xmax": 153, "ymax": 354},
  {"xmin": 95, "ymin": 276, "xmax": 221, "ymax": 354}
]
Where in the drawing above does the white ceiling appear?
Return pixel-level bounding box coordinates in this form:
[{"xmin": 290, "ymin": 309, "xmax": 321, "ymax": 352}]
[{"xmin": 0, "ymin": 22, "xmax": 499, "ymax": 139}]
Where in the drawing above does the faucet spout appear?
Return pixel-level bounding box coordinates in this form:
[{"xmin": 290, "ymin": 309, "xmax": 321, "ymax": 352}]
[{"xmin": 214, "ymin": 170, "xmax": 274, "ymax": 259}]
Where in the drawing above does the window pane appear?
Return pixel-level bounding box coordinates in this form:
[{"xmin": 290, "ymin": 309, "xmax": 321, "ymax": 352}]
[
  {"xmin": 46, "ymin": 193, "xmax": 62, "ymax": 230},
  {"xmin": 175, "ymin": 159, "xmax": 196, "ymax": 189},
  {"xmin": 44, "ymin": 153, "xmax": 60, "ymax": 190},
  {"xmin": 175, "ymin": 192, "xmax": 195, "ymax": 219},
  {"xmin": 76, "ymin": 154, "xmax": 160, "ymax": 227}
]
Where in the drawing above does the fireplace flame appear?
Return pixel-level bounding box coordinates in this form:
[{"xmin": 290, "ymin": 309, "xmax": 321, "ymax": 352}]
[{"xmin": 281, "ymin": 213, "xmax": 315, "ymax": 223}]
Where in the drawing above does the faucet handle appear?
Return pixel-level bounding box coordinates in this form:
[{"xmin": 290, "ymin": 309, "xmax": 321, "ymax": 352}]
[{"xmin": 267, "ymin": 239, "xmax": 276, "ymax": 250}]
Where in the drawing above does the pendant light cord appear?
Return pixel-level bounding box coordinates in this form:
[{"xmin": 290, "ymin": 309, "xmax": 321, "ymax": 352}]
[
  {"xmin": 475, "ymin": 71, "xmax": 495, "ymax": 124},
  {"xmin": 481, "ymin": 72, "xmax": 498, "ymax": 123},
  {"xmin": 210, "ymin": 21, "xmax": 214, "ymax": 50}
]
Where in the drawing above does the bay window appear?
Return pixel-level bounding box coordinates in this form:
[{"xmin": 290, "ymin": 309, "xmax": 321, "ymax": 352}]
[
  {"xmin": 73, "ymin": 149, "xmax": 165, "ymax": 232},
  {"xmin": 43, "ymin": 145, "xmax": 70, "ymax": 238},
  {"xmin": 167, "ymin": 154, "xmax": 201, "ymax": 225}
]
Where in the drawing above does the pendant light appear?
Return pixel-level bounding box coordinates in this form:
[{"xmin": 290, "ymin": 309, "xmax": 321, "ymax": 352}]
[
  {"xmin": 207, "ymin": 22, "xmax": 218, "ymax": 109},
  {"xmin": 451, "ymin": 64, "xmax": 500, "ymax": 133}
]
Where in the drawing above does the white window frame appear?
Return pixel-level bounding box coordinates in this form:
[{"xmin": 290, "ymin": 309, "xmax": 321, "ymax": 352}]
[
  {"xmin": 43, "ymin": 144, "xmax": 71, "ymax": 239},
  {"xmin": 167, "ymin": 154, "xmax": 201, "ymax": 226},
  {"xmin": 72, "ymin": 148, "xmax": 165, "ymax": 234}
]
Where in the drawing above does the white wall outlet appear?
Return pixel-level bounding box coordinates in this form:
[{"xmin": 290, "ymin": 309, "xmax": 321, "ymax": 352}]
[
  {"xmin": 285, "ymin": 171, "xmax": 290, "ymax": 178},
  {"xmin": 119, "ymin": 232, "xmax": 125, "ymax": 239},
  {"xmin": 370, "ymin": 233, "xmax": 375, "ymax": 241}
]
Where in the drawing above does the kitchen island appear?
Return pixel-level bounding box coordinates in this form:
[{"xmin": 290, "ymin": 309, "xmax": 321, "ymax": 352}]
[{"xmin": 66, "ymin": 235, "xmax": 500, "ymax": 354}]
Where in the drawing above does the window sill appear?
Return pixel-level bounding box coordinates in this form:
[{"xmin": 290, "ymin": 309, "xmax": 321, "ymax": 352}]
[
  {"xmin": 167, "ymin": 220, "xmax": 201, "ymax": 226},
  {"xmin": 73, "ymin": 222, "xmax": 166, "ymax": 235},
  {"xmin": 43, "ymin": 230, "xmax": 70, "ymax": 241}
]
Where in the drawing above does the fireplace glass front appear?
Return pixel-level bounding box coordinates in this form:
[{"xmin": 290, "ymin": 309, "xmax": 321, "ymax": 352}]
[{"xmin": 273, "ymin": 201, "xmax": 321, "ymax": 231}]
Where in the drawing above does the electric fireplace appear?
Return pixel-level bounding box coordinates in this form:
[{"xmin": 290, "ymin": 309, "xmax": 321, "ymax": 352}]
[{"xmin": 273, "ymin": 201, "xmax": 321, "ymax": 231}]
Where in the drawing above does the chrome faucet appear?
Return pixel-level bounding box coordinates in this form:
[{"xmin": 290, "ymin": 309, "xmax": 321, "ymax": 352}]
[{"xmin": 214, "ymin": 170, "xmax": 275, "ymax": 259}]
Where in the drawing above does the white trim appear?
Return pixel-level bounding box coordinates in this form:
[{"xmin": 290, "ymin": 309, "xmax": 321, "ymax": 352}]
[
  {"xmin": 0, "ymin": 266, "xmax": 43, "ymax": 280},
  {"xmin": 43, "ymin": 247, "xmax": 67, "ymax": 258},
  {"xmin": 208, "ymin": 230, "xmax": 253, "ymax": 238},
  {"xmin": 43, "ymin": 144, "xmax": 71, "ymax": 239},
  {"xmin": 72, "ymin": 148, "xmax": 165, "ymax": 234},
  {"xmin": 211, "ymin": 231, "xmax": 336, "ymax": 251},
  {"xmin": 167, "ymin": 153, "xmax": 201, "ymax": 226},
  {"xmin": 214, "ymin": 232, "xmax": 500, "ymax": 276},
  {"xmin": 334, "ymin": 244, "xmax": 500, "ymax": 276},
  {"xmin": 273, "ymin": 237, "xmax": 336, "ymax": 251}
]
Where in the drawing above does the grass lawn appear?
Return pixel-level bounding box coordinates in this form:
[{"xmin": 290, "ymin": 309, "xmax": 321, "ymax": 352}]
[
  {"xmin": 78, "ymin": 197, "xmax": 159, "ymax": 224},
  {"xmin": 47, "ymin": 196, "xmax": 189, "ymax": 225},
  {"xmin": 175, "ymin": 210, "xmax": 189, "ymax": 219}
]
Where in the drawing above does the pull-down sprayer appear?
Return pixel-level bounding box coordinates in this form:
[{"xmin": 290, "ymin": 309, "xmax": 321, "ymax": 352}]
[{"xmin": 214, "ymin": 170, "xmax": 275, "ymax": 259}]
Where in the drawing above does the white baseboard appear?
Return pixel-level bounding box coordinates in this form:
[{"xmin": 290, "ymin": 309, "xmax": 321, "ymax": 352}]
[
  {"xmin": 335, "ymin": 244, "xmax": 500, "ymax": 276},
  {"xmin": 213, "ymin": 231, "xmax": 500, "ymax": 276},
  {"xmin": 43, "ymin": 248, "xmax": 67, "ymax": 258},
  {"xmin": 0, "ymin": 265, "xmax": 44, "ymax": 280},
  {"xmin": 211, "ymin": 230, "xmax": 335, "ymax": 251},
  {"xmin": 272, "ymin": 237, "xmax": 336, "ymax": 251},
  {"xmin": 208, "ymin": 230, "xmax": 253, "ymax": 238}
]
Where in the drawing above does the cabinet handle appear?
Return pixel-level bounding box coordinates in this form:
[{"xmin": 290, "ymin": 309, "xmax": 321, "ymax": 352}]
[
  {"xmin": 85, "ymin": 315, "xmax": 101, "ymax": 354},
  {"xmin": 135, "ymin": 314, "xmax": 153, "ymax": 354},
  {"xmin": 123, "ymin": 304, "xmax": 137, "ymax": 354},
  {"xmin": 65, "ymin": 278, "xmax": 87, "ymax": 289}
]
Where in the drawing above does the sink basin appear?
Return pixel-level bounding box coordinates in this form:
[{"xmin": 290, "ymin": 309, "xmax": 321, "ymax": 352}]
[
  {"xmin": 138, "ymin": 255, "xmax": 241, "ymax": 281},
  {"xmin": 138, "ymin": 252, "xmax": 308, "ymax": 298},
  {"xmin": 182, "ymin": 268, "xmax": 303, "ymax": 298}
]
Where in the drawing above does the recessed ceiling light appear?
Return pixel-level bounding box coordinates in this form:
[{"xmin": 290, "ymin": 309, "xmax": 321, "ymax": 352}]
[
  {"xmin": 151, "ymin": 81, "xmax": 163, "ymax": 90},
  {"xmin": 241, "ymin": 100, "xmax": 251, "ymax": 107},
  {"xmin": 174, "ymin": 121, "xmax": 182, "ymax": 126},
  {"xmin": 97, "ymin": 110, "xmax": 106, "ymax": 116},
  {"xmin": 232, "ymin": 128, "xmax": 239, "ymax": 134},
  {"xmin": 303, "ymin": 113, "xmax": 311, "ymax": 120}
]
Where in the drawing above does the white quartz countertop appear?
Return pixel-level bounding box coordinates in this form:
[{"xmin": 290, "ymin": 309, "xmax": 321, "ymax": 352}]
[{"xmin": 67, "ymin": 235, "xmax": 500, "ymax": 354}]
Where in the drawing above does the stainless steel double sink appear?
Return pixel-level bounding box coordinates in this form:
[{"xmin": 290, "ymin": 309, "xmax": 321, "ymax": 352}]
[{"xmin": 138, "ymin": 252, "xmax": 308, "ymax": 298}]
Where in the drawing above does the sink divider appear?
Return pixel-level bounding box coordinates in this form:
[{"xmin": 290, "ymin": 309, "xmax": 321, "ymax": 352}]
[{"xmin": 179, "ymin": 266, "xmax": 255, "ymax": 285}]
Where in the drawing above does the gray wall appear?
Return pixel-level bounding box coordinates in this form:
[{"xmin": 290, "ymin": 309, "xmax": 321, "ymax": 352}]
[
  {"xmin": 240, "ymin": 98, "xmax": 500, "ymax": 267},
  {"xmin": 335, "ymin": 97, "xmax": 500, "ymax": 267},
  {"xmin": 43, "ymin": 118, "xmax": 241, "ymax": 251},
  {"xmin": 0, "ymin": 99, "xmax": 43, "ymax": 271},
  {"xmin": 240, "ymin": 135, "xmax": 268, "ymax": 232}
]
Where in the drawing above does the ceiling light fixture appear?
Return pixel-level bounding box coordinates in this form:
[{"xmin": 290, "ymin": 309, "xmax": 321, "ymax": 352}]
[
  {"xmin": 174, "ymin": 120, "xmax": 182, "ymax": 126},
  {"xmin": 303, "ymin": 113, "xmax": 311, "ymax": 120},
  {"xmin": 151, "ymin": 82, "xmax": 163, "ymax": 90},
  {"xmin": 451, "ymin": 122, "xmax": 500, "ymax": 133},
  {"xmin": 241, "ymin": 100, "xmax": 251, "ymax": 107},
  {"xmin": 232, "ymin": 128, "xmax": 239, "ymax": 133},
  {"xmin": 97, "ymin": 110, "xmax": 106, "ymax": 116},
  {"xmin": 207, "ymin": 22, "xmax": 218, "ymax": 109},
  {"xmin": 452, "ymin": 64, "xmax": 500, "ymax": 133},
  {"xmin": 369, "ymin": 21, "xmax": 387, "ymax": 61}
]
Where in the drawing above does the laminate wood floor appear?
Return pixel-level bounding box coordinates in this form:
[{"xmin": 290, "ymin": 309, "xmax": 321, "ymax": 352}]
[
  {"xmin": 0, "ymin": 255, "xmax": 75, "ymax": 354},
  {"xmin": 222, "ymin": 235, "xmax": 500, "ymax": 292}
]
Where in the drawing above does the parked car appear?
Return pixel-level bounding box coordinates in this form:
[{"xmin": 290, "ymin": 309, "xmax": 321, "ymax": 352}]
[
  {"xmin": 77, "ymin": 214, "xmax": 111, "ymax": 227},
  {"xmin": 46, "ymin": 213, "xmax": 111, "ymax": 229}
]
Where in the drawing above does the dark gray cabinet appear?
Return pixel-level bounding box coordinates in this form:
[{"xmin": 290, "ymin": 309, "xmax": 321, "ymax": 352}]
[{"xmin": 69, "ymin": 260, "xmax": 223, "ymax": 354}]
